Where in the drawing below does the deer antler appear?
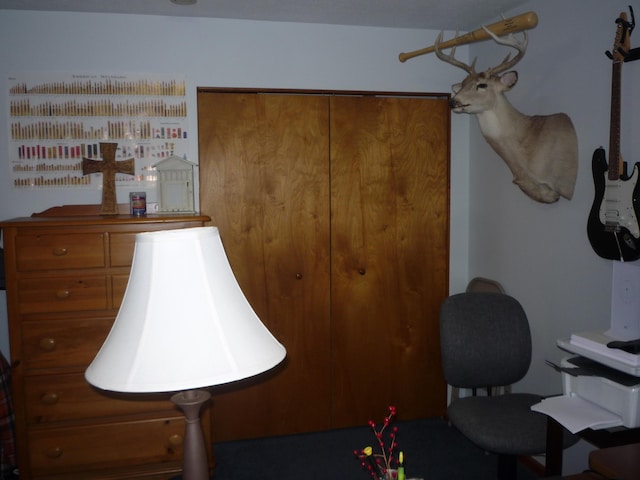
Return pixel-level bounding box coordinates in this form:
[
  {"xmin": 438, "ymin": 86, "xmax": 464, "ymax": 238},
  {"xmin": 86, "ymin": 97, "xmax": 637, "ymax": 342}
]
[
  {"xmin": 433, "ymin": 31, "xmax": 478, "ymax": 74},
  {"xmin": 483, "ymin": 28, "xmax": 528, "ymax": 75}
]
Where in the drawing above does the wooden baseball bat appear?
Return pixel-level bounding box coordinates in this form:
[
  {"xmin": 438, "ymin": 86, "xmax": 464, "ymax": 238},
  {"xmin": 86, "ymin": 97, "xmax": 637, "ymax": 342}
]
[{"xmin": 398, "ymin": 11, "xmax": 538, "ymax": 62}]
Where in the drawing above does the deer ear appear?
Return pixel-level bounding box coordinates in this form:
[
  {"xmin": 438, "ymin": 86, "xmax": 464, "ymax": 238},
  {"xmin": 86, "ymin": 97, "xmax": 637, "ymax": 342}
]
[
  {"xmin": 452, "ymin": 83, "xmax": 462, "ymax": 94},
  {"xmin": 499, "ymin": 71, "xmax": 518, "ymax": 89}
]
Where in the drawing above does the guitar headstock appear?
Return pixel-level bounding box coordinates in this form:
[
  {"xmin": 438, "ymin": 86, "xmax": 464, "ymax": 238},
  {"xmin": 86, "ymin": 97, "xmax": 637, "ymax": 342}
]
[{"xmin": 607, "ymin": 7, "xmax": 634, "ymax": 63}]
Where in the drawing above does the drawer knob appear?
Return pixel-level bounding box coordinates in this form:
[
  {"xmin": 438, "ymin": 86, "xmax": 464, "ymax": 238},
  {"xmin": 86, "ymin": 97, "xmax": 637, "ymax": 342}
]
[
  {"xmin": 45, "ymin": 447, "xmax": 63, "ymax": 459},
  {"xmin": 52, "ymin": 247, "xmax": 68, "ymax": 257},
  {"xmin": 168, "ymin": 434, "xmax": 183, "ymax": 446},
  {"xmin": 39, "ymin": 338, "xmax": 57, "ymax": 351},
  {"xmin": 40, "ymin": 392, "xmax": 59, "ymax": 405},
  {"xmin": 55, "ymin": 290, "xmax": 70, "ymax": 299}
]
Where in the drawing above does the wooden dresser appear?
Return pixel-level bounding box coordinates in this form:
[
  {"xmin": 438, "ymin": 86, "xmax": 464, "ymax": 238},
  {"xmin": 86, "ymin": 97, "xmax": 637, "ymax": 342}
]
[{"xmin": 0, "ymin": 206, "xmax": 212, "ymax": 479}]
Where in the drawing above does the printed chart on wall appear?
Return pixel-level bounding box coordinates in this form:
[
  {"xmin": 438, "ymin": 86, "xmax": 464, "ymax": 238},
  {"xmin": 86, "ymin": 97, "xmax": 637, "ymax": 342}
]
[{"xmin": 7, "ymin": 72, "xmax": 189, "ymax": 190}]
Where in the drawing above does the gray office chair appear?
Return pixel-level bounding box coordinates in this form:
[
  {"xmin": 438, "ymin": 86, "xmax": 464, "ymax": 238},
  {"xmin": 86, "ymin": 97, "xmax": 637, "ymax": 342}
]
[
  {"xmin": 440, "ymin": 292, "xmax": 577, "ymax": 480},
  {"xmin": 459, "ymin": 277, "xmax": 509, "ymax": 399}
]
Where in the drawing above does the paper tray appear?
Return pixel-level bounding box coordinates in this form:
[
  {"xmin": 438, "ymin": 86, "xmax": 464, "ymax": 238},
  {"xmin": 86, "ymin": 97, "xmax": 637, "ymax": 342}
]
[
  {"xmin": 532, "ymin": 395, "xmax": 623, "ymax": 434},
  {"xmin": 557, "ymin": 337, "xmax": 640, "ymax": 376}
]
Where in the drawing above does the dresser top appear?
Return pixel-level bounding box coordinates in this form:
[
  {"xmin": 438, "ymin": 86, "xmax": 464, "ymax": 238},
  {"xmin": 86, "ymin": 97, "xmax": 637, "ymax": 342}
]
[{"xmin": 1, "ymin": 204, "xmax": 210, "ymax": 228}]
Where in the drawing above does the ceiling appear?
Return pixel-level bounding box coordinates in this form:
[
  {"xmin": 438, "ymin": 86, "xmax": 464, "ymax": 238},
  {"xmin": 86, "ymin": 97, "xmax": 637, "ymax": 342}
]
[{"xmin": 1, "ymin": 0, "xmax": 530, "ymax": 30}]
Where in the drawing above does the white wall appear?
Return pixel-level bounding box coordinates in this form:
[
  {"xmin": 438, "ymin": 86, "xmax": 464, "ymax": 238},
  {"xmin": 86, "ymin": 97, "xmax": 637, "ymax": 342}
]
[
  {"xmin": 466, "ymin": 0, "xmax": 639, "ymax": 472},
  {"xmin": 0, "ymin": 10, "xmax": 471, "ymax": 222},
  {"xmin": 468, "ymin": 0, "xmax": 639, "ymax": 392},
  {"xmin": 0, "ymin": 9, "xmax": 472, "ymax": 357}
]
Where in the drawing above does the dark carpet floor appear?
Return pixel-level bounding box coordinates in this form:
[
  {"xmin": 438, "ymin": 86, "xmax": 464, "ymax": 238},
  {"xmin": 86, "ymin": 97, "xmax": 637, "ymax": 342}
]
[{"xmin": 195, "ymin": 417, "xmax": 540, "ymax": 480}]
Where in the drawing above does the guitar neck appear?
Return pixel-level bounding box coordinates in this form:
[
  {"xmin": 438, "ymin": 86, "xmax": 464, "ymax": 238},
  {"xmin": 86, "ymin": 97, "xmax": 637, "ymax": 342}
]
[{"xmin": 608, "ymin": 59, "xmax": 622, "ymax": 180}]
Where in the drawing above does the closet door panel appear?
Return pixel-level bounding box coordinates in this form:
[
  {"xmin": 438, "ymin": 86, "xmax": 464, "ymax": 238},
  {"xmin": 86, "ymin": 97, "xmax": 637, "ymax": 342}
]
[
  {"xmin": 198, "ymin": 92, "xmax": 332, "ymax": 441},
  {"xmin": 329, "ymin": 96, "xmax": 449, "ymax": 427}
]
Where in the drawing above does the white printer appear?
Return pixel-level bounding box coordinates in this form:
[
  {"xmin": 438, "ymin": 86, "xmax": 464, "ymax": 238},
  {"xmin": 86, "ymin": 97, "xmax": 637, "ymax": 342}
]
[
  {"xmin": 558, "ymin": 354, "xmax": 640, "ymax": 429},
  {"xmin": 539, "ymin": 262, "xmax": 640, "ymax": 431}
]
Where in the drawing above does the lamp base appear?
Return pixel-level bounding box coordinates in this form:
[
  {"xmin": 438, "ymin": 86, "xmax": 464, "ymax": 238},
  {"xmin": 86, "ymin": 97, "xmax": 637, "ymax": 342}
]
[{"xmin": 171, "ymin": 389, "xmax": 211, "ymax": 480}]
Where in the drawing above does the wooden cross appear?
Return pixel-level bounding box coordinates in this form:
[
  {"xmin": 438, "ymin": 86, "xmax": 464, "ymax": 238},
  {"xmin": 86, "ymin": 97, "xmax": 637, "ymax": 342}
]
[{"xmin": 82, "ymin": 142, "xmax": 135, "ymax": 215}]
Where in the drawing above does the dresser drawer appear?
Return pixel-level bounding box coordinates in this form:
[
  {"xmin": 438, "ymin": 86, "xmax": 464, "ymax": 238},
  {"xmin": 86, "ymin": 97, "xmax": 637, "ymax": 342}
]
[
  {"xmin": 16, "ymin": 233, "xmax": 105, "ymax": 271},
  {"xmin": 22, "ymin": 317, "xmax": 113, "ymax": 369},
  {"xmin": 24, "ymin": 373, "xmax": 176, "ymax": 425},
  {"xmin": 112, "ymin": 274, "xmax": 129, "ymax": 309},
  {"xmin": 28, "ymin": 416, "xmax": 187, "ymax": 475},
  {"xmin": 109, "ymin": 232, "xmax": 137, "ymax": 267},
  {"xmin": 18, "ymin": 276, "xmax": 108, "ymax": 314}
]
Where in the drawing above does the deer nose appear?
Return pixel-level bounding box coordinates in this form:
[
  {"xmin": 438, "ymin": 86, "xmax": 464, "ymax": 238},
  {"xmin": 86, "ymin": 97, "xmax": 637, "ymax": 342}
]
[{"xmin": 449, "ymin": 98, "xmax": 460, "ymax": 109}]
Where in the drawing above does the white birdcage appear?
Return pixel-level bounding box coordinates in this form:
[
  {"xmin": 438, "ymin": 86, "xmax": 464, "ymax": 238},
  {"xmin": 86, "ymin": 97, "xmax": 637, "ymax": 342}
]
[{"xmin": 153, "ymin": 156, "xmax": 196, "ymax": 213}]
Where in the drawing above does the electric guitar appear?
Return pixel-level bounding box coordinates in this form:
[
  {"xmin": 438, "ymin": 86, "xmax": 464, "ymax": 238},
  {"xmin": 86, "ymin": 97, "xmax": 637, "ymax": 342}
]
[{"xmin": 587, "ymin": 8, "xmax": 640, "ymax": 261}]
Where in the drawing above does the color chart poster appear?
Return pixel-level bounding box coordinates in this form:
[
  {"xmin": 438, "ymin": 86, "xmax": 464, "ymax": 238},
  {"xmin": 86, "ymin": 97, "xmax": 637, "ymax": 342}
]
[{"xmin": 7, "ymin": 72, "xmax": 189, "ymax": 189}]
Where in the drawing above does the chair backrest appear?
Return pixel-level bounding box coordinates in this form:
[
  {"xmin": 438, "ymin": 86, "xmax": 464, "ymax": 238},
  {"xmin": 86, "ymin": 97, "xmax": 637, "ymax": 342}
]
[
  {"xmin": 440, "ymin": 292, "xmax": 532, "ymax": 389},
  {"xmin": 466, "ymin": 276, "xmax": 506, "ymax": 294}
]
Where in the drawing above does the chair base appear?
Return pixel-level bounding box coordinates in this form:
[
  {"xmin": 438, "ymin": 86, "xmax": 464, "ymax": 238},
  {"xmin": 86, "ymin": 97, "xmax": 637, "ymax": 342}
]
[{"xmin": 497, "ymin": 454, "xmax": 517, "ymax": 480}]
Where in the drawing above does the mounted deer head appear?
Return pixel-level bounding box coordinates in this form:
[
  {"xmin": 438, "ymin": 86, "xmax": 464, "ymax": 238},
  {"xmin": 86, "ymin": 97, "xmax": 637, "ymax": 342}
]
[{"xmin": 435, "ymin": 29, "xmax": 578, "ymax": 203}]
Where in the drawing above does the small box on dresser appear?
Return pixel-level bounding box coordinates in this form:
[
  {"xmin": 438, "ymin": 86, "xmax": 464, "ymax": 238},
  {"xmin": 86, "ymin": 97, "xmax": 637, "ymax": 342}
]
[{"xmin": 0, "ymin": 205, "xmax": 212, "ymax": 480}]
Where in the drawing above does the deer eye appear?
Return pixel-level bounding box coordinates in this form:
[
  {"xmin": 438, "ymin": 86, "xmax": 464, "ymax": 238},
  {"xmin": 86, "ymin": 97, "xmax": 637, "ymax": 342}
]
[{"xmin": 476, "ymin": 83, "xmax": 488, "ymax": 90}]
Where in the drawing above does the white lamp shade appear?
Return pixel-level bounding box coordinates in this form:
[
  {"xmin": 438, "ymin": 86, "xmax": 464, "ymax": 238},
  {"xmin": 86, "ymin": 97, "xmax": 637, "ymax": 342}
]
[{"xmin": 85, "ymin": 226, "xmax": 286, "ymax": 393}]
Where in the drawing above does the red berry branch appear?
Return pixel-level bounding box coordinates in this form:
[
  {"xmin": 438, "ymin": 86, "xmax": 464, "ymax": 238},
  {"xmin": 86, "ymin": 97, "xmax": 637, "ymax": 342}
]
[{"xmin": 354, "ymin": 406, "xmax": 399, "ymax": 479}]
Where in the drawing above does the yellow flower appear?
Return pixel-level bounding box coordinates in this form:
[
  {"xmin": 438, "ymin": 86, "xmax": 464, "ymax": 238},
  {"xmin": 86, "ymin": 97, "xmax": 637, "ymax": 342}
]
[{"xmin": 363, "ymin": 446, "xmax": 373, "ymax": 456}]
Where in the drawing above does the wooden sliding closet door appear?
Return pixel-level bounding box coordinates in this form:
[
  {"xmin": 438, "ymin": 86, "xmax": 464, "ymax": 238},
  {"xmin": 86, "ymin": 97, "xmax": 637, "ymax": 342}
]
[
  {"xmin": 198, "ymin": 92, "xmax": 332, "ymax": 441},
  {"xmin": 329, "ymin": 95, "xmax": 449, "ymax": 427},
  {"xmin": 197, "ymin": 89, "xmax": 449, "ymax": 442}
]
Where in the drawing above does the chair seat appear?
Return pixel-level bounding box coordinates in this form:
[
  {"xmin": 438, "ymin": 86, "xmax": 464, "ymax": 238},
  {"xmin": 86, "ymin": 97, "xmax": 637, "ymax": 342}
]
[{"xmin": 448, "ymin": 393, "xmax": 574, "ymax": 456}]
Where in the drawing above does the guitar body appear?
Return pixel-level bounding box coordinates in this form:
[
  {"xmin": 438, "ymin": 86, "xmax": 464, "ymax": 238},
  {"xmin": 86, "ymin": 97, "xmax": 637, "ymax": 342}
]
[{"xmin": 587, "ymin": 146, "xmax": 640, "ymax": 261}]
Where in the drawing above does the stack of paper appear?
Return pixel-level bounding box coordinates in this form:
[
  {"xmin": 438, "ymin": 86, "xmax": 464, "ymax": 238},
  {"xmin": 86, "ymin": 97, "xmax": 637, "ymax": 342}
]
[{"xmin": 531, "ymin": 396, "xmax": 622, "ymax": 434}]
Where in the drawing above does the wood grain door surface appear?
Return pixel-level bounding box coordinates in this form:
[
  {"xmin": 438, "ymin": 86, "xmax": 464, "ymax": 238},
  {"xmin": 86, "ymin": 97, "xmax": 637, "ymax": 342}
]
[
  {"xmin": 329, "ymin": 95, "xmax": 449, "ymax": 428},
  {"xmin": 197, "ymin": 90, "xmax": 449, "ymax": 442}
]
